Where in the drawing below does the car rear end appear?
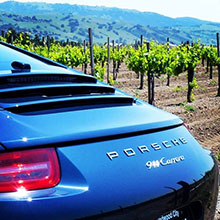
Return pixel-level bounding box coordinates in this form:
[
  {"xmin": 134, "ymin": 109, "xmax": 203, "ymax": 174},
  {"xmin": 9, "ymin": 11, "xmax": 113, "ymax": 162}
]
[{"xmin": 0, "ymin": 41, "xmax": 218, "ymax": 220}]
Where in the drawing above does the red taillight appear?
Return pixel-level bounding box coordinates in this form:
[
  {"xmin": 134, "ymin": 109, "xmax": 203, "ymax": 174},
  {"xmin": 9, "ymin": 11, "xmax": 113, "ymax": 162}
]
[{"xmin": 0, "ymin": 148, "xmax": 60, "ymax": 192}]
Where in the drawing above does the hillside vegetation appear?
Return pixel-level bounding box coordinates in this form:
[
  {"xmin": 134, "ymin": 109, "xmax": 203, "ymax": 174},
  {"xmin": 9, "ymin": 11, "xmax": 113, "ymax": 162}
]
[{"xmin": 0, "ymin": 1, "xmax": 219, "ymax": 44}]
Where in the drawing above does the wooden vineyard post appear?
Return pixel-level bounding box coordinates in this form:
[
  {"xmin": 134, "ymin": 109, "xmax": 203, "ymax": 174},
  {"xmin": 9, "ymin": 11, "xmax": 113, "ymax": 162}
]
[
  {"xmin": 83, "ymin": 40, "xmax": 87, "ymax": 74},
  {"xmin": 82, "ymin": 40, "xmax": 85, "ymax": 72},
  {"xmin": 42, "ymin": 36, "xmax": 45, "ymax": 45},
  {"xmin": 10, "ymin": 34, "xmax": 13, "ymax": 44},
  {"xmin": 140, "ymin": 73, "xmax": 144, "ymax": 89},
  {"xmin": 202, "ymin": 44, "xmax": 205, "ymax": 66},
  {"xmin": 139, "ymin": 35, "xmax": 144, "ymax": 89},
  {"xmin": 146, "ymin": 42, "xmax": 155, "ymax": 105},
  {"xmin": 46, "ymin": 35, "xmax": 50, "ymax": 57},
  {"xmin": 202, "ymin": 56, "xmax": 205, "ymax": 66},
  {"xmin": 206, "ymin": 59, "xmax": 209, "ymax": 73},
  {"xmin": 147, "ymin": 71, "xmax": 154, "ymax": 104},
  {"xmin": 210, "ymin": 62, "xmax": 213, "ymax": 79},
  {"xmin": 1, "ymin": 30, "xmax": 5, "ymax": 38},
  {"xmin": 187, "ymin": 68, "xmax": 195, "ymax": 103},
  {"xmin": 145, "ymin": 42, "xmax": 153, "ymax": 105},
  {"xmin": 88, "ymin": 28, "xmax": 94, "ymax": 76},
  {"xmin": 116, "ymin": 44, "xmax": 120, "ymax": 76},
  {"xmin": 107, "ymin": 37, "xmax": 110, "ymax": 83},
  {"xmin": 39, "ymin": 36, "xmax": 45, "ymax": 55},
  {"xmin": 112, "ymin": 40, "xmax": 117, "ymax": 80},
  {"xmin": 33, "ymin": 34, "xmax": 40, "ymax": 47},
  {"xmin": 140, "ymin": 35, "xmax": 143, "ymax": 48},
  {"xmin": 167, "ymin": 37, "xmax": 170, "ymax": 86},
  {"xmin": 151, "ymin": 71, "xmax": 155, "ymax": 105},
  {"xmin": 209, "ymin": 47, "xmax": 213, "ymax": 79},
  {"xmin": 186, "ymin": 41, "xmax": 194, "ymax": 103},
  {"xmin": 134, "ymin": 40, "xmax": 137, "ymax": 49},
  {"xmin": 147, "ymin": 43, "xmax": 150, "ymax": 97},
  {"xmin": 134, "ymin": 39, "xmax": 140, "ymax": 79},
  {"xmin": 217, "ymin": 33, "xmax": 220, "ymax": 96}
]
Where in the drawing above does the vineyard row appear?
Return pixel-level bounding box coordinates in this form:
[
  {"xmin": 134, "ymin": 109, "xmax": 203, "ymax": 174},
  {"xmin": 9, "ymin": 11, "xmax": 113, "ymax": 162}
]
[{"xmin": 1, "ymin": 29, "xmax": 220, "ymax": 104}]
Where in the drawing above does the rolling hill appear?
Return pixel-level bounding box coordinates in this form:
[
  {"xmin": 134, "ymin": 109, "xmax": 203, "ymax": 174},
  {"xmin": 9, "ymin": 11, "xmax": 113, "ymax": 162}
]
[{"xmin": 0, "ymin": 1, "xmax": 219, "ymax": 44}]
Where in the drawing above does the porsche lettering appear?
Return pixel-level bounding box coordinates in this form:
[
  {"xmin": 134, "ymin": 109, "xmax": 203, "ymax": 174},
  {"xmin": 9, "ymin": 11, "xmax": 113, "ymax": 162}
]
[{"xmin": 106, "ymin": 137, "xmax": 187, "ymax": 160}]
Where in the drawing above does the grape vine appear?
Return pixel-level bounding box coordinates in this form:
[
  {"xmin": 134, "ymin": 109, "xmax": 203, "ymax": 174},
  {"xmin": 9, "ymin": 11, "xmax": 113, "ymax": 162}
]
[{"xmin": 1, "ymin": 29, "xmax": 220, "ymax": 103}]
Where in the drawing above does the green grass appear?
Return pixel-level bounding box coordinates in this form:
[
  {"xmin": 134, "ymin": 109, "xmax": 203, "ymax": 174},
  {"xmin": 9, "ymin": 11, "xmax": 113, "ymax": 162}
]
[
  {"xmin": 209, "ymin": 80, "xmax": 217, "ymax": 85},
  {"xmin": 200, "ymin": 87, "xmax": 207, "ymax": 92},
  {"xmin": 172, "ymin": 86, "xmax": 187, "ymax": 92},
  {"xmin": 216, "ymin": 152, "xmax": 220, "ymax": 160},
  {"xmin": 134, "ymin": 89, "xmax": 140, "ymax": 98},
  {"xmin": 184, "ymin": 105, "xmax": 196, "ymax": 112}
]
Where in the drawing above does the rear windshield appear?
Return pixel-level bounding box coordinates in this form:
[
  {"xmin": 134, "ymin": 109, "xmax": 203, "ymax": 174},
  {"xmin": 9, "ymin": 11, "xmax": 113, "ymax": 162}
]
[{"xmin": 0, "ymin": 44, "xmax": 66, "ymax": 73}]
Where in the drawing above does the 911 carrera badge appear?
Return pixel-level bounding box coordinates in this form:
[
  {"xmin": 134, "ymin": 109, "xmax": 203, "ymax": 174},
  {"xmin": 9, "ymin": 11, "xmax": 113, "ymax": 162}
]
[
  {"xmin": 146, "ymin": 155, "xmax": 185, "ymax": 169},
  {"xmin": 106, "ymin": 137, "xmax": 187, "ymax": 160}
]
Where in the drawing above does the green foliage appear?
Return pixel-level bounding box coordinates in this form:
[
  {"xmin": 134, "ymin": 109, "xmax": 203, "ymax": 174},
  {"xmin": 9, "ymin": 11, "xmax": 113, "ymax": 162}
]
[
  {"xmin": 13, "ymin": 32, "xmax": 31, "ymax": 49},
  {"xmin": 0, "ymin": 30, "xmax": 132, "ymax": 83},
  {"xmin": 184, "ymin": 104, "xmax": 196, "ymax": 112},
  {"xmin": 126, "ymin": 46, "xmax": 148, "ymax": 76},
  {"xmin": 94, "ymin": 64, "xmax": 105, "ymax": 81},
  {"xmin": 148, "ymin": 42, "xmax": 169, "ymax": 75},
  {"xmin": 179, "ymin": 102, "xmax": 187, "ymax": 106},
  {"xmin": 202, "ymin": 46, "xmax": 219, "ymax": 66},
  {"xmin": 209, "ymin": 80, "xmax": 217, "ymax": 85},
  {"xmin": 68, "ymin": 46, "xmax": 84, "ymax": 67},
  {"xmin": 111, "ymin": 46, "xmax": 127, "ymax": 63},
  {"xmin": 172, "ymin": 86, "xmax": 186, "ymax": 92},
  {"xmin": 108, "ymin": 74, "xmax": 115, "ymax": 86},
  {"xmin": 126, "ymin": 41, "xmax": 203, "ymax": 103},
  {"xmin": 126, "ymin": 42, "xmax": 169, "ymax": 77},
  {"xmin": 0, "ymin": 36, "xmax": 6, "ymax": 42},
  {"xmin": 168, "ymin": 46, "xmax": 186, "ymax": 76},
  {"xmin": 200, "ymin": 87, "xmax": 207, "ymax": 92},
  {"xmin": 189, "ymin": 77, "xmax": 199, "ymax": 89},
  {"xmin": 216, "ymin": 153, "xmax": 220, "ymax": 160},
  {"xmin": 126, "ymin": 41, "xmax": 202, "ymax": 78},
  {"xmin": 93, "ymin": 45, "xmax": 107, "ymax": 66},
  {"xmin": 1, "ymin": 29, "xmax": 218, "ymax": 102}
]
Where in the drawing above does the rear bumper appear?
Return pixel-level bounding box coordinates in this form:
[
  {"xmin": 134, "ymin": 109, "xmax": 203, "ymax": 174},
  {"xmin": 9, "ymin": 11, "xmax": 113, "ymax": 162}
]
[
  {"xmin": 0, "ymin": 153, "xmax": 218, "ymax": 220},
  {"xmin": 84, "ymin": 155, "xmax": 219, "ymax": 220}
]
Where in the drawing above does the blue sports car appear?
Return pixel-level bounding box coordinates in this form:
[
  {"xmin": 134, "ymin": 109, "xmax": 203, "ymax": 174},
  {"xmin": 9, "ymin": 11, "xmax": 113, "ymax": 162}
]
[{"xmin": 0, "ymin": 41, "xmax": 218, "ymax": 220}]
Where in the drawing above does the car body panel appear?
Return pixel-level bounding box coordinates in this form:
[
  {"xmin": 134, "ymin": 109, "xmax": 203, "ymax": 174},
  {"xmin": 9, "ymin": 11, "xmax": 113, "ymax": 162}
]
[
  {"xmin": 0, "ymin": 125, "xmax": 218, "ymax": 219},
  {"xmin": 0, "ymin": 103, "xmax": 182, "ymax": 149},
  {"xmin": 0, "ymin": 40, "xmax": 218, "ymax": 220}
]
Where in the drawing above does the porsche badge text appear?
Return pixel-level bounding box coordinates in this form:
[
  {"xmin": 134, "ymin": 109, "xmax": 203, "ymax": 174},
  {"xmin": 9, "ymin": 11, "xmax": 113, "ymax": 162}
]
[{"xmin": 106, "ymin": 137, "xmax": 187, "ymax": 160}]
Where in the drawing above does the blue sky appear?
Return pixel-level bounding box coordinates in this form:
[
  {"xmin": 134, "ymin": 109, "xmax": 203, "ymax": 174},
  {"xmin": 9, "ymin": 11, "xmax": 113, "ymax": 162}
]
[{"xmin": 0, "ymin": 0, "xmax": 220, "ymax": 22}]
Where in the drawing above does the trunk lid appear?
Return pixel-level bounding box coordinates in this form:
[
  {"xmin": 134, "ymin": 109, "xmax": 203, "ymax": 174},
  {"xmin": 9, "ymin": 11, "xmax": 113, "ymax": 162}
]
[
  {"xmin": 0, "ymin": 71, "xmax": 182, "ymax": 150},
  {"xmin": 0, "ymin": 100, "xmax": 182, "ymax": 149}
]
